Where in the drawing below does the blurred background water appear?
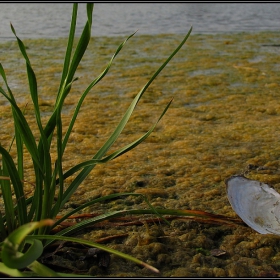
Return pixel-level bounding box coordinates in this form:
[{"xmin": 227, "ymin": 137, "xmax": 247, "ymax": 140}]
[{"xmin": 0, "ymin": 3, "xmax": 280, "ymax": 41}]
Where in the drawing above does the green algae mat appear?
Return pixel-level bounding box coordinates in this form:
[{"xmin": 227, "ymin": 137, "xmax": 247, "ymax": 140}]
[{"xmin": 1, "ymin": 31, "xmax": 280, "ymax": 276}]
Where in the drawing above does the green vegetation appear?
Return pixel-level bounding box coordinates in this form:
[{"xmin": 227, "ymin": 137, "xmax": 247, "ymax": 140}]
[{"xmin": 0, "ymin": 3, "xmax": 195, "ymax": 276}]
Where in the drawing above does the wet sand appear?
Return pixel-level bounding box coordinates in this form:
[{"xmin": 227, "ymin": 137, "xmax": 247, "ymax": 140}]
[{"xmin": 1, "ymin": 31, "xmax": 280, "ymax": 276}]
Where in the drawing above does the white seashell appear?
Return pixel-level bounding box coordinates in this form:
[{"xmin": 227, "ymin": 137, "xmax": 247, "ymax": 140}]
[{"xmin": 225, "ymin": 175, "xmax": 280, "ymax": 235}]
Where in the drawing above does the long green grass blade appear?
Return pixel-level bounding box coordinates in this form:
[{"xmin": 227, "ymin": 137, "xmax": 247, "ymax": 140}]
[
  {"xmin": 51, "ymin": 207, "xmax": 235, "ymax": 241},
  {"xmin": 51, "ymin": 192, "xmax": 160, "ymax": 231},
  {"xmin": 10, "ymin": 24, "xmax": 44, "ymax": 134},
  {"xmin": 90, "ymin": 99, "xmax": 172, "ymax": 162},
  {"xmin": 28, "ymin": 167, "xmax": 43, "ymax": 223},
  {"xmin": 96, "ymin": 25, "xmax": 192, "ymax": 159},
  {"xmin": 14, "ymin": 129, "xmax": 24, "ymax": 180},
  {"xmin": 10, "ymin": 24, "xmax": 54, "ymax": 223},
  {"xmin": 61, "ymin": 30, "xmax": 137, "ymax": 155},
  {"xmin": 32, "ymin": 235, "xmax": 159, "ymax": 274},
  {"xmin": 54, "ymin": 3, "xmax": 94, "ymax": 123},
  {"xmin": 0, "ymin": 247, "xmax": 90, "ymax": 277},
  {"xmin": 0, "ymin": 4, "xmax": 195, "ymax": 276},
  {"xmin": 61, "ymin": 27, "xmax": 192, "ymax": 208},
  {"xmin": 0, "ymin": 87, "xmax": 40, "ymax": 166},
  {"xmin": 0, "ymin": 66, "xmax": 41, "ymax": 169},
  {"xmin": 0, "ymin": 160, "xmax": 15, "ymax": 233},
  {"xmin": 26, "ymin": 259, "xmax": 60, "ymax": 277},
  {"xmin": 0, "ymin": 82, "xmax": 43, "ymax": 224},
  {"xmin": 0, "ymin": 64, "xmax": 24, "ymax": 180},
  {"xmin": 0, "ymin": 260, "xmax": 82, "ymax": 277},
  {"xmin": 42, "ymin": 3, "xmax": 94, "ymax": 226},
  {"xmin": 53, "ymin": 113, "xmax": 64, "ymax": 223},
  {"xmin": 0, "ymin": 211, "xmax": 7, "ymax": 240},
  {"xmin": 0, "ymin": 146, "xmax": 27, "ymax": 225},
  {"xmin": 51, "ymin": 4, "xmax": 79, "ymax": 191},
  {"xmin": 0, "ymin": 64, "xmax": 17, "ymax": 104},
  {"xmin": 61, "ymin": 99, "xmax": 172, "ymax": 180},
  {"xmin": 65, "ymin": 3, "xmax": 93, "ymax": 88},
  {"xmin": 57, "ymin": 3, "xmax": 78, "ymax": 96},
  {"xmin": 0, "ymin": 263, "xmax": 28, "ymax": 277}
]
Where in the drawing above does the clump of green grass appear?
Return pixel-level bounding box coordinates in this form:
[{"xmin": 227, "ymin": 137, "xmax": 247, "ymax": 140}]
[{"xmin": 0, "ymin": 3, "xmax": 194, "ymax": 276}]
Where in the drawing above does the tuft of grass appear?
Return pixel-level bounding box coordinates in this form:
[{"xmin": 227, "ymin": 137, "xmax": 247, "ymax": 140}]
[{"xmin": 0, "ymin": 3, "xmax": 196, "ymax": 276}]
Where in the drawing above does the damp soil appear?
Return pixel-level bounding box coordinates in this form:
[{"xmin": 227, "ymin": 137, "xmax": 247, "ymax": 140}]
[{"xmin": 1, "ymin": 31, "xmax": 280, "ymax": 276}]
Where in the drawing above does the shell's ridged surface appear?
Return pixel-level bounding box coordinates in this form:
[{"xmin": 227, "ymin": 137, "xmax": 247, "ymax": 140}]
[{"xmin": 226, "ymin": 175, "xmax": 280, "ymax": 235}]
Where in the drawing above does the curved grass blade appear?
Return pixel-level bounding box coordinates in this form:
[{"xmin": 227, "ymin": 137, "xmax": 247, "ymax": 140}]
[
  {"xmin": 0, "ymin": 71, "xmax": 43, "ymax": 222},
  {"xmin": 52, "ymin": 193, "xmax": 136, "ymax": 228},
  {"xmin": 10, "ymin": 24, "xmax": 48, "ymax": 154},
  {"xmin": 1, "ymin": 219, "xmax": 54, "ymax": 269},
  {"xmin": 10, "ymin": 24, "xmax": 44, "ymax": 136},
  {"xmin": 60, "ymin": 99, "xmax": 171, "ymax": 181},
  {"xmin": 10, "ymin": 24, "xmax": 53, "ymax": 223},
  {"xmin": 51, "ymin": 192, "xmax": 168, "ymax": 233},
  {"xmin": 61, "ymin": 27, "xmax": 192, "ymax": 209},
  {"xmin": 52, "ymin": 30, "xmax": 139, "ymax": 214},
  {"xmin": 90, "ymin": 27, "xmax": 193, "ymax": 160},
  {"xmin": 0, "ymin": 67, "xmax": 41, "ymax": 169},
  {"xmin": 31, "ymin": 235, "xmax": 159, "ymax": 274},
  {"xmin": 0, "ymin": 64, "xmax": 24, "ymax": 180},
  {"xmin": 4, "ymin": 239, "xmax": 43, "ymax": 270},
  {"xmin": 0, "ymin": 89, "xmax": 40, "ymax": 167},
  {"xmin": 51, "ymin": 208, "xmax": 240, "ymax": 241},
  {"xmin": 0, "ymin": 251, "xmax": 92, "ymax": 277},
  {"xmin": 51, "ymin": 100, "xmax": 171, "ymax": 225}
]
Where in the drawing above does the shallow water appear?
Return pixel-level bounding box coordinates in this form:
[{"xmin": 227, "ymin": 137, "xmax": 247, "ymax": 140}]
[
  {"xmin": 1, "ymin": 3, "xmax": 280, "ymax": 41},
  {"xmin": 1, "ymin": 31, "xmax": 280, "ymax": 276}
]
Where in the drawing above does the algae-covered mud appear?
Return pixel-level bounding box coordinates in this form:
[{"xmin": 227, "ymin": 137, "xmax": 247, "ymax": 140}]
[{"xmin": 1, "ymin": 31, "xmax": 280, "ymax": 276}]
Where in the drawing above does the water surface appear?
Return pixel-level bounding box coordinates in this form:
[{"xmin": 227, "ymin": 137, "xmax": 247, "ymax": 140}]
[{"xmin": 0, "ymin": 3, "xmax": 280, "ymax": 41}]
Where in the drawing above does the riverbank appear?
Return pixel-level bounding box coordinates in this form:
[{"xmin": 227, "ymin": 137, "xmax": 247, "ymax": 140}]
[{"xmin": 1, "ymin": 31, "xmax": 280, "ymax": 276}]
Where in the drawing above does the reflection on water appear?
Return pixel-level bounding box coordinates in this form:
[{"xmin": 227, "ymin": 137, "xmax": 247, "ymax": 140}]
[{"xmin": 0, "ymin": 3, "xmax": 280, "ymax": 41}]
